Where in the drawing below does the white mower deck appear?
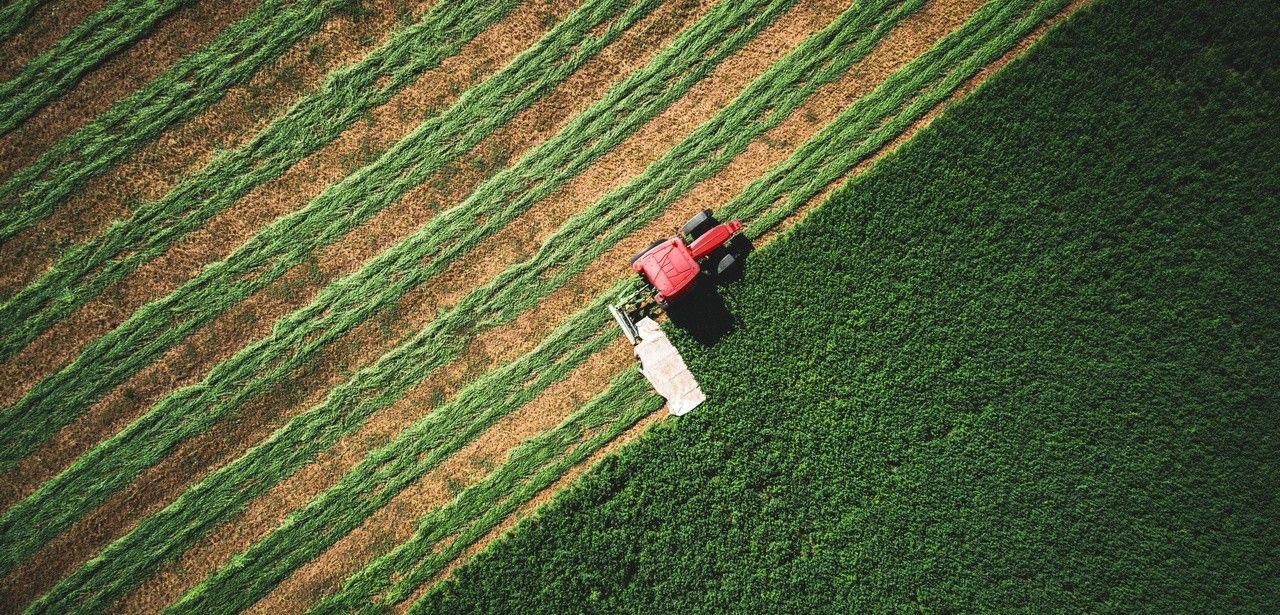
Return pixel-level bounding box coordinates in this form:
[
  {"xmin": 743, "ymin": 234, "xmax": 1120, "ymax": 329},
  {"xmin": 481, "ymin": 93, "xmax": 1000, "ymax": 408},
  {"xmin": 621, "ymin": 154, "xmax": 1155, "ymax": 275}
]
[{"xmin": 632, "ymin": 317, "xmax": 704, "ymax": 416}]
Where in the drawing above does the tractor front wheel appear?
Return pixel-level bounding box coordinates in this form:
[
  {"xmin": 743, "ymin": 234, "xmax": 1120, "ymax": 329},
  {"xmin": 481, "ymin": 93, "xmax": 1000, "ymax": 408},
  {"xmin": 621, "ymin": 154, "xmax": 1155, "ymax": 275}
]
[{"xmin": 682, "ymin": 209, "xmax": 718, "ymax": 240}]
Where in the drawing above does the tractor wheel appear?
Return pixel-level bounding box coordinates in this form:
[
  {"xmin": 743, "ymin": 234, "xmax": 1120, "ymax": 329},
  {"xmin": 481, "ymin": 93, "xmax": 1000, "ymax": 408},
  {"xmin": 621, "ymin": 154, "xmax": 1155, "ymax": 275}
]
[
  {"xmin": 682, "ymin": 208, "xmax": 718, "ymax": 240},
  {"xmin": 715, "ymin": 253, "xmax": 738, "ymax": 276},
  {"xmin": 630, "ymin": 239, "xmax": 665, "ymax": 266}
]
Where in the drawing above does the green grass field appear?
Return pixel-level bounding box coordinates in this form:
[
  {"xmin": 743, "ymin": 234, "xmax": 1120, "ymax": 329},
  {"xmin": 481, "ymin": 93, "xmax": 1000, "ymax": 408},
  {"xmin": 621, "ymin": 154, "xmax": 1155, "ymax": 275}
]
[
  {"xmin": 0, "ymin": 0, "xmax": 1274, "ymax": 611},
  {"xmin": 419, "ymin": 0, "xmax": 1280, "ymax": 610}
]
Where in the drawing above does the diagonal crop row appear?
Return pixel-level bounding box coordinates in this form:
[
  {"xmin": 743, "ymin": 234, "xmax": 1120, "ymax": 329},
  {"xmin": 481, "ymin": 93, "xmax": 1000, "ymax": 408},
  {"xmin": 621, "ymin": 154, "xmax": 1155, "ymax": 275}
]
[
  {"xmin": 32, "ymin": 293, "xmax": 621, "ymax": 613},
  {"xmin": 0, "ymin": 0, "xmax": 345, "ymax": 241},
  {"xmin": 730, "ymin": 0, "xmax": 1074, "ymax": 235},
  {"xmin": 0, "ymin": 0, "xmax": 776, "ymax": 579},
  {"xmin": 0, "ymin": 0, "xmax": 524, "ymax": 362},
  {"xmin": 163, "ymin": 299, "xmax": 624, "ymax": 613},
  {"xmin": 0, "ymin": 0, "xmax": 50, "ymax": 42},
  {"xmin": 314, "ymin": 369, "xmax": 660, "ymax": 614},
  {"xmin": 0, "ymin": 0, "xmax": 192, "ymax": 135},
  {"xmin": 0, "ymin": 0, "xmax": 659, "ymax": 471}
]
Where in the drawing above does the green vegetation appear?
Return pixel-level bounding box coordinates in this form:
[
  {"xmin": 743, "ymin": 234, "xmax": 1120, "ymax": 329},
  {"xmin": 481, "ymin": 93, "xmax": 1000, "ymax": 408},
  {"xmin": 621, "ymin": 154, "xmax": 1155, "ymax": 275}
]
[
  {"xmin": 0, "ymin": 0, "xmax": 523, "ymax": 361},
  {"xmin": 0, "ymin": 0, "xmax": 667, "ymax": 576},
  {"xmin": 0, "ymin": 0, "xmax": 51, "ymax": 42},
  {"xmin": 419, "ymin": 0, "xmax": 1280, "ymax": 611},
  {"xmin": 0, "ymin": 0, "xmax": 191, "ymax": 135},
  {"xmin": 0, "ymin": 0, "xmax": 344, "ymax": 241}
]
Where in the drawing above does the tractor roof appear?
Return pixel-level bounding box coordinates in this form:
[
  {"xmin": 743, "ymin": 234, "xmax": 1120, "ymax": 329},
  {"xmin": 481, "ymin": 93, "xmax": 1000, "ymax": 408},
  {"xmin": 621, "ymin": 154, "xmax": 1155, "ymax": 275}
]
[{"xmin": 632, "ymin": 238, "xmax": 700, "ymax": 301}]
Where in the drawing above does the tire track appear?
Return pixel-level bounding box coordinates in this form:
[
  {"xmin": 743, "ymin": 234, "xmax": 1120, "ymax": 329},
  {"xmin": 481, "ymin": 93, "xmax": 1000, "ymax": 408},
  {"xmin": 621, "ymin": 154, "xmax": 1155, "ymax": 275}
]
[{"xmin": 0, "ymin": 0, "xmax": 259, "ymax": 179}]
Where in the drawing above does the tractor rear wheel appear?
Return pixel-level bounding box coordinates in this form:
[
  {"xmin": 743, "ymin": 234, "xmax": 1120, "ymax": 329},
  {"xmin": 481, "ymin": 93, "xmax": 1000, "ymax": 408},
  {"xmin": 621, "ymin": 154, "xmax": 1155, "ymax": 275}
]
[
  {"xmin": 682, "ymin": 209, "xmax": 718, "ymax": 240},
  {"xmin": 630, "ymin": 239, "xmax": 665, "ymax": 266}
]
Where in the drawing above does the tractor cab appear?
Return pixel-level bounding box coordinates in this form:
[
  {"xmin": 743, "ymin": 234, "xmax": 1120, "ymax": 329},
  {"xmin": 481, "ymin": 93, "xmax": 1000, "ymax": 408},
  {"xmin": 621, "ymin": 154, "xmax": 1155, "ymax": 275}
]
[{"xmin": 629, "ymin": 210, "xmax": 743, "ymax": 305}]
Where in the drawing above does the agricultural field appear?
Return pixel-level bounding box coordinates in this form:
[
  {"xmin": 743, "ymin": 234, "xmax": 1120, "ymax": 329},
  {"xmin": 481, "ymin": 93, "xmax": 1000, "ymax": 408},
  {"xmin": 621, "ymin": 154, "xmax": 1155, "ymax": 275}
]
[{"xmin": 0, "ymin": 0, "xmax": 1273, "ymax": 613}]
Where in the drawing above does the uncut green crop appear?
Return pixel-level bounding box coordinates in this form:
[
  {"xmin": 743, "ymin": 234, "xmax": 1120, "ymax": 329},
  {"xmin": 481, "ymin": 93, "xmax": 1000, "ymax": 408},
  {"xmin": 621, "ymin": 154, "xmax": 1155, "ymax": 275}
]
[
  {"xmin": 0, "ymin": 0, "xmax": 50, "ymax": 42},
  {"xmin": 420, "ymin": 0, "xmax": 1280, "ymax": 611},
  {"xmin": 0, "ymin": 0, "xmax": 192, "ymax": 135},
  {"xmin": 0, "ymin": 0, "xmax": 343, "ymax": 241},
  {"xmin": 315, "ymin": 369, "xmax": 661, "ymax": 614},
  {"xmin": 0, "ymin": 0, "xmax": 667, "ymax": 578},
  {"xmin": 0, "ymin": 0, "xmax": 522, "ymax": 362}
]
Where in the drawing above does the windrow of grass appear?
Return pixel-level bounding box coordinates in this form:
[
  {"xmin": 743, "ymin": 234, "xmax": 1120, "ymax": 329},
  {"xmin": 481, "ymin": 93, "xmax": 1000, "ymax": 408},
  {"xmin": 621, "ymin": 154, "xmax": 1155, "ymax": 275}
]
[
  {"xmin": 0, "ymin": 0, "xmax": 344, "ymax": 241},
  {"xmin": 33, "ymin": 292, "xmax": 621, "ymax": 613},
  {"xmin": 0, "ymin": 0, "xmax": 525, "ymax": 362},
  {"xmin": 165, "ymin": 293, "xmax": 624, "ymax": 613},
  {"xmin": 0, "ymin": 0, "xmax": 49, "ymax": 42},
  {"xmin": 311, "ymin": 0, "xmax": 1070, "ymax": 605},
  {"xmin": 313, "ymin": 369, "xmax": 661, "ymax": 614},
  {"xmin": 0, "ymin": 0, "xmax": 658, "ymax": 471},
  {"xmin": 0, "ymin": 0, "xmax": 675, "ymax": 576},
  {"xmin": 0, "ymin": 0, "xmax": 192, "ymax": 135}
]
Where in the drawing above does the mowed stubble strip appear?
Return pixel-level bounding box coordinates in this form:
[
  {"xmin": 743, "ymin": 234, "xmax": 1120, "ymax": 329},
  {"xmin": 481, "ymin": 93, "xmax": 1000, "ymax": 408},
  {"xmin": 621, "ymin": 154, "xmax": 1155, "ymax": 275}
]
[
  {"xmin": 0, "ymin": 0, "xmax": 440, "ymax": 305},
  {"xmin": 18, "ymin": 1, "xmax": 796, "ymax": 610}
]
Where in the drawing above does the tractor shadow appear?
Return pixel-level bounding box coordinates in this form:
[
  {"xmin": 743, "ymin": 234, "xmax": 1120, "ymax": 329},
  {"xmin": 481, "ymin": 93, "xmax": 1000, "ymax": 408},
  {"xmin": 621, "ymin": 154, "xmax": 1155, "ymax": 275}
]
[{"xmin": 666, "ymin": 235, "xmax": 753, "ymax": 347}]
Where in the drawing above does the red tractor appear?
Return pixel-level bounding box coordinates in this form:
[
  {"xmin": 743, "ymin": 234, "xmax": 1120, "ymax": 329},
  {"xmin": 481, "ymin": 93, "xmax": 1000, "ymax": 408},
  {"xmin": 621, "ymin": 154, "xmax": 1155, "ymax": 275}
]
[{"xmin": 610, "ymin": 209, "xmax": 745, "ymax": 344}]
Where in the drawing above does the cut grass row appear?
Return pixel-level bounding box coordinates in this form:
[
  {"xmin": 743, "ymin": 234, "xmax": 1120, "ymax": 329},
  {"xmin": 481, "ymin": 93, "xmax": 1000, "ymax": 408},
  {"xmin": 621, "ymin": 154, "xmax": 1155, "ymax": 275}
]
[
  {"xmin": 0, "ymin": 0, "xmax": 345, "ymax": 241},
  {"xmin": 0, "ymin": 0, "xmax": 524, "ymax": 362},
  {"xmin": 0, "ymin": 0, "xmax": 655, "ymax": 470},
  {"xmin": 0, "ymin": 0, "xmax": 776, "ymax": 583},
  {"xmin": 0, "ymin": 0, "xmax": 50, "ymax": 43},
  {"xmin": 0, "ymin": 0, "xmax": 191, "ymax": 135},
  {"xmin": 316, "ymin": 369, "xmax": 660, "ymax": 614}
]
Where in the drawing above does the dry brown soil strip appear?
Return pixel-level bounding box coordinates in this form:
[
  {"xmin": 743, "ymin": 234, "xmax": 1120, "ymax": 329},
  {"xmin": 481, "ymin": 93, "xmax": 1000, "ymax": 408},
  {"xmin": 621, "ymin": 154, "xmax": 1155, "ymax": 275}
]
[
  {"xmin": 0, "ymin": 0, "xmax": 441, "ymax": 308},
  {"xmin": 0, "ymin": 0, "xmax": 111, "ymax": 82},
  {"xmin": 0, "ymin": 0, "xmax": 576, "ymax": 511},
  {"xmin": 0, "ymin": 0, "xmax": 260, "ymax": 180}
]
